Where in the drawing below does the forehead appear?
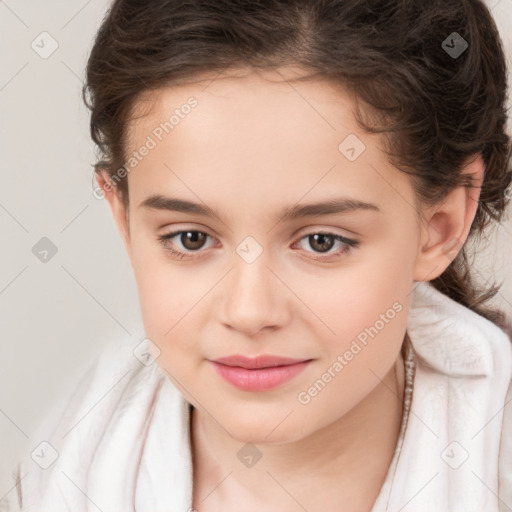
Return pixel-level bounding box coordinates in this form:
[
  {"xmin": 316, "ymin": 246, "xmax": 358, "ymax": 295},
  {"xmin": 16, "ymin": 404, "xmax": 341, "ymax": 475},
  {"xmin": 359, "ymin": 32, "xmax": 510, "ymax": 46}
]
[
  {"xmin": 127, "ymin": 66, "xmax": 358, "ymax": 151},
  {"xmin": 123, "ymin": 67, "xmax": 416, "ymax": 219}
]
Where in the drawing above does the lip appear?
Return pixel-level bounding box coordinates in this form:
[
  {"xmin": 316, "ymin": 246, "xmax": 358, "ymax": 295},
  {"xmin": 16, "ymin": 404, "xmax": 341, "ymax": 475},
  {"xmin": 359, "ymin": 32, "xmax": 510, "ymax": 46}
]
[
  {"xmin": 212, "ymin": 354, "xmax": 309, "ymax": 369},
  {"xmin": 210, "ymin": 355, "xmax": 312, "ymax": 391}
]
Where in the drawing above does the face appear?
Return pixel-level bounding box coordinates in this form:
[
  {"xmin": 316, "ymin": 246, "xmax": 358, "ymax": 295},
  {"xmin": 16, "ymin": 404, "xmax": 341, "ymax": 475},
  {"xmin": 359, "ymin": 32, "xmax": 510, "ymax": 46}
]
[{"xmin": 114, "ymin": 66, "xmax": 428, "ymax": 444}]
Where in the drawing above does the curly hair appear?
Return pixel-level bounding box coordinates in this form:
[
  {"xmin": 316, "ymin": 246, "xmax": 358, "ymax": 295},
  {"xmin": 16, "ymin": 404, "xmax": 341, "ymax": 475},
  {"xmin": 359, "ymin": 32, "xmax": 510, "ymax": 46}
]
[{"xmin": 83, "ymin": 0, "xmax": 512, "ymax": 333}]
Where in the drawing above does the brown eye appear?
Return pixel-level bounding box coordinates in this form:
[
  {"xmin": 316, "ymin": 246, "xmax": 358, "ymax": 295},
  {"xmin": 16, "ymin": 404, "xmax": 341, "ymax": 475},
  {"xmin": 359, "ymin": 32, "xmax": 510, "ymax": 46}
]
[
  {"xmin": 308, "ymin": 233, "xmax": 336, "ymax": 253},
  {"xmin": 291, "ymin": 231, "xmax": 359, "ymax": 261},
  {"xmin": 157, "ymin": 230, "xmax": 214, "ymax": 258},
  {"xmin": 179, "ymin": 231, "xmax": 208, "ymax": 250}
]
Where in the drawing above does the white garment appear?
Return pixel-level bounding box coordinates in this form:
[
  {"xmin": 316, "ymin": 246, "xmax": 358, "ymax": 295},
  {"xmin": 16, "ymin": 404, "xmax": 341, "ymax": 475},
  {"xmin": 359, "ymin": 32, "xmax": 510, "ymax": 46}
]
[{"xmin": 5, "ymin": 281, "xmax": 512, "ymax": 511}]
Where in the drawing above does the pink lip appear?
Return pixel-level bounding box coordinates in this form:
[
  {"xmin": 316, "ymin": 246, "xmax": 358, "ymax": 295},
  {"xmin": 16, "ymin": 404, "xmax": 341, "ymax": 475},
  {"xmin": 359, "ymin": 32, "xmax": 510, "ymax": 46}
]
[{"xmin": 210, "ymin": 355, "xmax": 312, "ymax": 391}]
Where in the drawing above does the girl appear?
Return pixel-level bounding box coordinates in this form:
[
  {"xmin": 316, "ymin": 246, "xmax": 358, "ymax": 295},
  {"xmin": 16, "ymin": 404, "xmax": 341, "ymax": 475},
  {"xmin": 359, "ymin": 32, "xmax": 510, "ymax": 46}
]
[{"xmin": 8, "ymin": 0, "xmax": 512, "ymax": 510}]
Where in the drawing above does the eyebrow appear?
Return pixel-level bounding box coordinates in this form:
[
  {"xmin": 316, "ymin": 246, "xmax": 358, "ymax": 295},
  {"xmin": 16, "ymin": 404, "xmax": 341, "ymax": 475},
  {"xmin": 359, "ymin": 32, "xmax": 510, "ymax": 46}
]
[{"xmin": 139, "ymin": 194, "xmax": 380, "ymax": 223}]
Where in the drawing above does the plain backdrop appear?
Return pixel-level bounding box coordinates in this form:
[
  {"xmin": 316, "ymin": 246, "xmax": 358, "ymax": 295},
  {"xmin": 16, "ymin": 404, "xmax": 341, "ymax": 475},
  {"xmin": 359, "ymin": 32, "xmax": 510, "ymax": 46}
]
[{"xmin": 1, "ymin": 0, "xmax": 511, "ymax": 497}]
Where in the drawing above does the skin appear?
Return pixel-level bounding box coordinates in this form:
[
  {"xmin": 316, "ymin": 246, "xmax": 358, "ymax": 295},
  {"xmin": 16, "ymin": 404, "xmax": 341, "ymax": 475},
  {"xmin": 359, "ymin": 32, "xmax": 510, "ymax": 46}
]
[{"xmin": 97, "ymin": 66, "xmax": 484, "ymax": 511}]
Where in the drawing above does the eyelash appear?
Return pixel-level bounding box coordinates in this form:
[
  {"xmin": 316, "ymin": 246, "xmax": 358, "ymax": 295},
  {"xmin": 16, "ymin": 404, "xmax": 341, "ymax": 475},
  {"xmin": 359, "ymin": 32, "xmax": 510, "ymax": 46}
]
[{"xmin": 157, "ymin": 229, "xmax": 360, "ymax": 261}]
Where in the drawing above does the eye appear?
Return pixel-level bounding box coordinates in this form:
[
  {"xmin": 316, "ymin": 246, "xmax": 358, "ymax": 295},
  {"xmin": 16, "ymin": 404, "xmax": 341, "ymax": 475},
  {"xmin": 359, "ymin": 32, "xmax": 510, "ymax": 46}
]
[
  {"xmin": 157, "ymin": 229, "xmax": 359, "ymax": 261},
  {"xmin": 291, "ymin": 232, "xmax": 359, "ymax": 260},
  {"xmin": 157, "ymin": 230, "xmax": 215, "ymax": 259}
]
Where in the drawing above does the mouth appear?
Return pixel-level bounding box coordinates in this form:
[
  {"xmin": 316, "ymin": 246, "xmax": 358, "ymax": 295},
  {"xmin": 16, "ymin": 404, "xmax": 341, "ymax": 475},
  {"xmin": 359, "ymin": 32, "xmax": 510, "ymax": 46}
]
[{"xmin": 209, "ymin": 355, "xmax": 313, "ymax": 391}]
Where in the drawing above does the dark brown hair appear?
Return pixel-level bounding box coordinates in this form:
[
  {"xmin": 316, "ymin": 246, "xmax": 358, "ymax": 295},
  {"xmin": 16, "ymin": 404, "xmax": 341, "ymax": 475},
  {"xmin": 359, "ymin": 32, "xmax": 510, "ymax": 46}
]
[{"xmin": 83, "ymin": 0, "xmax": 512, "ymax": 333}]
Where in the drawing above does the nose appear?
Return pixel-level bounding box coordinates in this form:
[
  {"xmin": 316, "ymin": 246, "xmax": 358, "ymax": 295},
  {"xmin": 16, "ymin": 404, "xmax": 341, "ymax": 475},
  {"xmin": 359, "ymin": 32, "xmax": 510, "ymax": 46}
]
[{"xmin": 219, "ymin": 249, "xmax": 290, "ymax": 336}]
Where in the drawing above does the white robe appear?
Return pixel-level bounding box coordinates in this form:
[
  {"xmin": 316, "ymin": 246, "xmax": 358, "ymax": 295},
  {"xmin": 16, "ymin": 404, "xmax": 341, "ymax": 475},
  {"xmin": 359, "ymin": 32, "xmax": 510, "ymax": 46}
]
[{"xmin": 5, "ymin": 281, "xmax": 512, "ymax": 511}]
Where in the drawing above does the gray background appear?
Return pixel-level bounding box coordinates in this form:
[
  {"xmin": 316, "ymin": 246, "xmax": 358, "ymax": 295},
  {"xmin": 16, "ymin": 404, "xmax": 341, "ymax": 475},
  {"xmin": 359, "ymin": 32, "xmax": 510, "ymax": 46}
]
[{"xmin": 1, "ymin": 0, "xmax": 511, "ymax": 496}]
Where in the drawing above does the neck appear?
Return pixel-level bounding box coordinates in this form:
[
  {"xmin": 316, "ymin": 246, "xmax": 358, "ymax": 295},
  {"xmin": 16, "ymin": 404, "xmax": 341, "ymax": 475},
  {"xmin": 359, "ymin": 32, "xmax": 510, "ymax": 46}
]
[{"xmin": 191, "ymin": 344, "xmax": 406, "ymax": 511}]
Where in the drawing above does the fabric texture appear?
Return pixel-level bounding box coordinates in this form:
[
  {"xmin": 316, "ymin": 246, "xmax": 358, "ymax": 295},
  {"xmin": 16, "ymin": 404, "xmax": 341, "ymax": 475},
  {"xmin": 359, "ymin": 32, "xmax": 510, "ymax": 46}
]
[{"xmin": 6, "ymin": 281, "xmax": 512, "ymax": 512}]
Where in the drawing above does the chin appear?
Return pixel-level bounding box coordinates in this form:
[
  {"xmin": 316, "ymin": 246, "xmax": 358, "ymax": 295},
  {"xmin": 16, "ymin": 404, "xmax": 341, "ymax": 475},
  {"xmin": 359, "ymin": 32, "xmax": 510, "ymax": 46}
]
[{"xmin": 225, "ymin": 417, "xmax": 307, "ymax": 446}]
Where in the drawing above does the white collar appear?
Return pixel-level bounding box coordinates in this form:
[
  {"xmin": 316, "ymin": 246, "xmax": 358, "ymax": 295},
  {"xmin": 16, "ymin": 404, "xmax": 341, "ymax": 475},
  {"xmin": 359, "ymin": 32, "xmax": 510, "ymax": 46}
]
[{"xmin": 372, "ymin": 281, "xmax": 512, "ymax": 511}]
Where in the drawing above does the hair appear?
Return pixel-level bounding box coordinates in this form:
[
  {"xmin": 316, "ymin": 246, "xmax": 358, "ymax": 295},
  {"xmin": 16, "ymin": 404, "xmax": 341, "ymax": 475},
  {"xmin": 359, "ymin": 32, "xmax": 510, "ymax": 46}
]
[{"xmin": 83, "ymin": 0, "xmax": 512, "ymax": 334}]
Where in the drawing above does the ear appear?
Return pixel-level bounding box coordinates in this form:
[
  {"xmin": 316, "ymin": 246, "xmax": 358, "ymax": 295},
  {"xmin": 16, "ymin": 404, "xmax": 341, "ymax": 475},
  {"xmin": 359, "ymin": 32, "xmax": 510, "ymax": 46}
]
[
  {"xmin": 95, "ymin": 170, "xmax": 132, "ymax": 263},
  {"xmin": 413, "ymin": 154, "xmax": 484, "ymax": 281}
]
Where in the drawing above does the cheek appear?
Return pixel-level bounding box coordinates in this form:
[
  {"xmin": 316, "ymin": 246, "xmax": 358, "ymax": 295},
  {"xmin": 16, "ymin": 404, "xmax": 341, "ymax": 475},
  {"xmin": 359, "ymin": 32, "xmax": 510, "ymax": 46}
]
[
  {"xmin": 298, "ymin": 241, "xmax": 414, "ymax": 334},
  {"xmin": 299, "ymin": 276, "xmax": 408, "ymax": 367},
  {"xmin": 129, "ymin": 239, "xmax": 199, "ymax": 348},
  {"xmin": 295, "ymin": 273, "xmax": 410, "ymax": 419},
  {"xmin": 133, "ymin": 265, "xmax": 202, "ymax": 384}
]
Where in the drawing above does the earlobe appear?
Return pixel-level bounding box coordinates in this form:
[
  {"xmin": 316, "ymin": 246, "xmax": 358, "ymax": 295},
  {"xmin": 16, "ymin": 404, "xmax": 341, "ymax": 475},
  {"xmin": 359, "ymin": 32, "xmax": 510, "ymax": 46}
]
[
  {"xmin": 95, "ymin": 170, "xmax": 132, "ymax": 260},
  {"xmin": 413, "ymin": 154, "xmax": 484, "ymax": 281}
]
